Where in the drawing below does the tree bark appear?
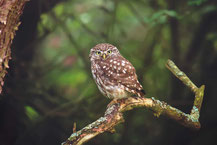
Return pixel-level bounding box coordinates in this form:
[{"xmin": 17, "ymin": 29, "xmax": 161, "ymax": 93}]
[{"xmin": 0, "ymin": 0, "xmax": 29, "ymax": 93}]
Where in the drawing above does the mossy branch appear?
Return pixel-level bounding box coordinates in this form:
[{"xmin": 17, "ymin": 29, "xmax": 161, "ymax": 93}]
[{"xmin": 62, "ymin": 59, "xmax": 205, "ymax": 145}]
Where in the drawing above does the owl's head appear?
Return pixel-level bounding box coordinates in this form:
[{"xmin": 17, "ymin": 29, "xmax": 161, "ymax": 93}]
[{"xmin": 89, "ymin": 43, "xmax": 120, "ymax": 61}]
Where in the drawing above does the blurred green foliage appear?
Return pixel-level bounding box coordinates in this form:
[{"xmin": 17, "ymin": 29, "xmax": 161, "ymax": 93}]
[
  {"xmin": 188, "ymin": 0, "xmax": 207, "ymax": 6},
  {"xmin": 36, "ymin": 0, "xmax": 180, "ymax": 100},
  {"xmin": 25, "ymin": 106, "xmax": 39, "ymax": 120}
]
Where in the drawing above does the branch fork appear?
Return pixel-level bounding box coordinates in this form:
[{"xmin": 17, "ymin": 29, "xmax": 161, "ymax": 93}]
[{"xmin": 62, "ymin": 59, "xmax": 205, "ymax": 145}]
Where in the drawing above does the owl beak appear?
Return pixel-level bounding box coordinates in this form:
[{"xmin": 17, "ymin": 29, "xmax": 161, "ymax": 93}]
[{"xmin": 102, "ymin": 54, "xmax": 107, "ymax": 59}]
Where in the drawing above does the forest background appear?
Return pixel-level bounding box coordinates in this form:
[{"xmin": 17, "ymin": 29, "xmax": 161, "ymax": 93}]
[{"xmin": 0, "ymin": 0, "xmax": 217, "ymax": 145}]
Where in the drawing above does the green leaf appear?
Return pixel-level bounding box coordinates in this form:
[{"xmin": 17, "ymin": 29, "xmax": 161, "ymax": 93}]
[
  {"xmin": 149, "ymin": 10, "xmax": 179, "ymax": 25},
  {"xmin": 188, "ymin": 0, "xmax": 207, "ymax": 6},
  {"xmin": 54, "ymin": 3, "xmax": 64, "ymax": 16},
  {"xmin": 25, "ymin": 106, "xmax": 39, "ymax": 120}
]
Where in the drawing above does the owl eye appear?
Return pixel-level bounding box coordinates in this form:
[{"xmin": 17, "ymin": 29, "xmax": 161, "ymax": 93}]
[
  {"xmin": 107, "ymin": 50, "xmax": 112, "ymax": 54},
  {"xmin": 96, "ymin": 51, "xmax": 101, "ymax": 55}
]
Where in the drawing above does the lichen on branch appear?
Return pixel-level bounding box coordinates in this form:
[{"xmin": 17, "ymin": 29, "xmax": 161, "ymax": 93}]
[{"xmin": 62, "ymin": 59, "xmax": 205, "ymax": 145}]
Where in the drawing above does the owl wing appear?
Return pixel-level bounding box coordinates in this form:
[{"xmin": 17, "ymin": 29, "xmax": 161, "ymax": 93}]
[{"xmin": 100, "ymin": 56, "xmax": 145, "ymax": 97}]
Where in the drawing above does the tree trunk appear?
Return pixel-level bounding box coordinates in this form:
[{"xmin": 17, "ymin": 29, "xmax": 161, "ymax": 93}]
[{"xmin": 0, "ymin": 0, "xmax": 28, "ymax": 93}]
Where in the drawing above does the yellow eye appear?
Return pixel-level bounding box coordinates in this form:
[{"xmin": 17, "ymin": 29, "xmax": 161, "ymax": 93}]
[
  {"xmin": 107, "ymin": 50, "xmax": 112, "ymax": 54},
  {"xmin": 96, "ymin": 51, "xmax": 101, "ymax": 55}
]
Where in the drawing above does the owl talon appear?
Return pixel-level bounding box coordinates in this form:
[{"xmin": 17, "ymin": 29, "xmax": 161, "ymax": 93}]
[
  {"xmin": 107, "ymin": 98, "xmax": 128, "ymax": 108},
  {"xmin": 107, "ymin": 99, "xmax": 119, "ymax": 108},
  {"xmin": 107, "ymin": 128, "xmax": 116, "ymax": 134}
]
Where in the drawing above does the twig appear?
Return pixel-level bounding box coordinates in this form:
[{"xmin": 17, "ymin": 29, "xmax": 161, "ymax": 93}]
[
  {"xmin": 62, "ymin": 59, "xmax": 205, "ymax": 145},
  {"xmin": 73, "ymin": 122, "xmax": 76, "ymax": 133},
  {"xmin": 166, "ymin": 59, "xmax": 198, "ymax": 93}
]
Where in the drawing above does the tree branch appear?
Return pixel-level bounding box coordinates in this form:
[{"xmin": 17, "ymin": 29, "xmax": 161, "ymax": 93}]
[
  {"xmin": 62, "ymin": 59, "xmax": 205, "ymax": 145},
  {"xmin": 0, "ymin": 0, "xmax": 29, "ymax": 93}
]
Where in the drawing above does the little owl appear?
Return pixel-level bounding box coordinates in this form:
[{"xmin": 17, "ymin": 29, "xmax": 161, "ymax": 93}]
[{"xmin": 89, "ymin": 43, "xmax": 145, "ymax": 99}]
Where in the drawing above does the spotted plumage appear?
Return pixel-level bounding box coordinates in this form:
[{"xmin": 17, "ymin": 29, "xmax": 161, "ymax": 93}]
[{"xmin": 89, "ymin": 43, "xmax": 145, "ymax": 99}]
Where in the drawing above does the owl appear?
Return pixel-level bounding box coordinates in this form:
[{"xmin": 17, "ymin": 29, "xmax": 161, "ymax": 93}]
[{"xmin": 89, "ymin": 43, "xmax": 145, "ymax": 99}]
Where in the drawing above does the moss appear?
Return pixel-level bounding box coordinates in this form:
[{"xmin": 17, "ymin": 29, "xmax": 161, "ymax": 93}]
[{"xmin": 69, "ymin": 133, "xmax": 79, "ymax": 140}]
